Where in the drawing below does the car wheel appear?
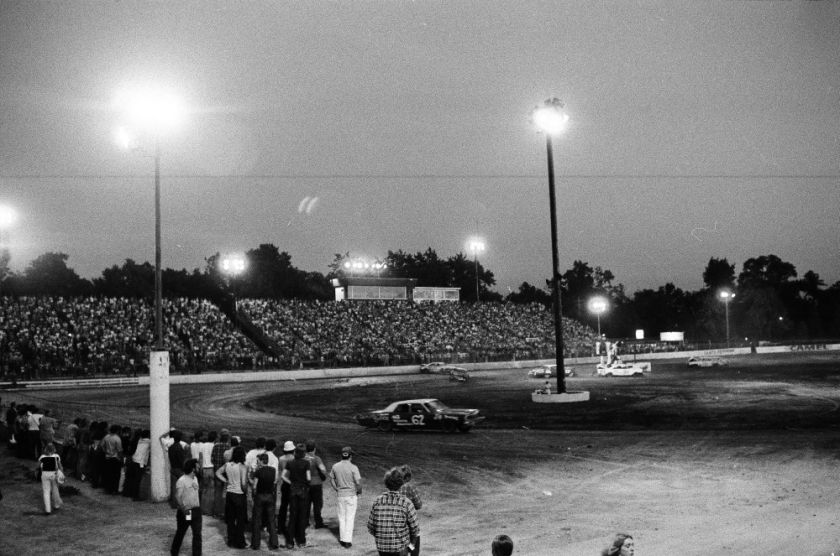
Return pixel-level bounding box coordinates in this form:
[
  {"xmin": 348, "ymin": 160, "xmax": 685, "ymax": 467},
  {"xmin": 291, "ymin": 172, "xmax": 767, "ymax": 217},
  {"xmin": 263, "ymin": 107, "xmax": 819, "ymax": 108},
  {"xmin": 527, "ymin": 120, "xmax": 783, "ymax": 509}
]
[
  {"xmin": 458, "ymin": 424, "xmax": 472, "ymax": 433},
  {"xmin": 377, "ymin": 420, "xmax": 394, "ymax": 432},
  {"xmin": 606, "ymin": 372, "xmax": 613, "ymax": 377},
  {"xmin": 443, "ymin": 420, "xmax": 457, "ymax": 433}
]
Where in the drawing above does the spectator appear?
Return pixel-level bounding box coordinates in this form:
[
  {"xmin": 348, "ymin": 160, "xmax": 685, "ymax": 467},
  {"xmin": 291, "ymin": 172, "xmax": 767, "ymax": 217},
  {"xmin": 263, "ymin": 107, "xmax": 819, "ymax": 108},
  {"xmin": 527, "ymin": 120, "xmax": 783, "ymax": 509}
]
[
  {"xmin": 171, "ymin": 458, "xmax": 202, "ymax": 556},
  {"xmin": 367, "ymin": 466, "xmax": 419, "ymax": 556},
  {"xmin": 216, "ymin": 445, "xmax": 248, "ymax": 549},
  {"xmin": 281, "ymin": 442, "xmax": 312, "ymax": 549},
  {"xmin": 601, "ymin": 533, "xmax": 634, "ymax": 556},
  {"xmin": 329, "ymin": 446, "xmax": 362, "ymax": 549},
  {"xmin": 305, "ymin": 439, "xmax": 327, "ymax": 529},
  {"xmin": 398, "ymin": 464, "xmax": 422, "ymax": 556},
  {"xmin": 249, "ymin": 453, "xmax": 279, "ymax": 550},
  {"xmin": 37, "ymin": 442, "xmax": 63, "ymax": 515},
  {"xmin": 491, "ymin": 534, "xmax": 513, "ymax": 556}
]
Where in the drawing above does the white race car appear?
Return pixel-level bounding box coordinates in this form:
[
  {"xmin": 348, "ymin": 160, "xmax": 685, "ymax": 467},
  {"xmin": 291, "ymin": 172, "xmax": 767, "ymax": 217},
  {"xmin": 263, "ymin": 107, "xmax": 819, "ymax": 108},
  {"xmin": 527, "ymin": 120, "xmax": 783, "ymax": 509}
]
[
  {"xmin": 687, "ymin": 356, "xmax": 728, "ymax": 368},
  {"xmin": 596, "ymin": 361, "xmax": 651, "ymax": 377},
  {"xmin": 527, "ymin": 364, "xmax": 575, "ymax": 378}
]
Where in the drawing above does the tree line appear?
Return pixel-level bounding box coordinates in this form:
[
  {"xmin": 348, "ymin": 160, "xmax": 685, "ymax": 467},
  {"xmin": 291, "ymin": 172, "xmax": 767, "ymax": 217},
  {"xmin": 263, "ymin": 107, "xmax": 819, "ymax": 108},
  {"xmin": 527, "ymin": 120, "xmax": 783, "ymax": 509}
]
[{"xmin": 1, "ymin": 245, "xmax": 838, "ymax": 342}]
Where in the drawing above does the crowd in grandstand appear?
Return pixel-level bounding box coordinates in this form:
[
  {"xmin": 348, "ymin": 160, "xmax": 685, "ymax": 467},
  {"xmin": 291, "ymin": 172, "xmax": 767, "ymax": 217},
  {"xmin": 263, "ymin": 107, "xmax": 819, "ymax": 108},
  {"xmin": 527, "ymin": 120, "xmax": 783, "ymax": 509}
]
[{"xmin": 0, "ymin": 296, "xmax": 601, "ymax": 378}]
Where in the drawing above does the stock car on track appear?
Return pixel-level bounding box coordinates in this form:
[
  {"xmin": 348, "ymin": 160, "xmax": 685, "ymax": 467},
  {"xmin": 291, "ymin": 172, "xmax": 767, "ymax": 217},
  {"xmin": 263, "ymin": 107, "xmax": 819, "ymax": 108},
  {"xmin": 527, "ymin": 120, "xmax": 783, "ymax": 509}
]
[
  {"xmin": 596, "ymin": 361, "xmax": 651, "ymax": 377},
  {"xmin": 356, "ymin": 398, "xmax": 485, "ymax": 433},
  {"xmin": 687, "ymin": 355, "xmax": 729, "ymax": 367},
  {"xmin": 420, "ymin": 362, "xmax": 471, "ymax": 381},
  {"xmin": 527, "ymin": 364, "xmax": 575, "ymax": 378}
]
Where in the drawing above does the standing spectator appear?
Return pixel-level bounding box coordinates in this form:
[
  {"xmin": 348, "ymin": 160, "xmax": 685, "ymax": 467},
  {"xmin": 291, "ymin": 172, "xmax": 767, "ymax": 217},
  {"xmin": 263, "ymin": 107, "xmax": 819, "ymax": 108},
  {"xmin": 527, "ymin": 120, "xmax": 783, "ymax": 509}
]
[
  {"xmin": 276, "ymin": 440, "xmax": 295, "ymax": 538},
  {"xmin": 198, "ymin": 431, "xmax": 216, "ymax": 515},
  {"xmin": 125, "ymin": 429, "xmax": 150, "ymax": 500},
  {"xmin": 601, "ymin": 533, "xmax": 634, "ymax": 556},
  {"xmin": 249, "ymin": 453, "xmax": 279, "ymax": 550},
  {"xmin": 62, "ymin": 418, "xmax": 80, "ymax": 476},
  {"xmin": 244, "ymin": 436, "xmax": 266, "ymax": 521},
  {"xmin": 37, "ymin": 442, "xmax": 63, "ymax": 515},
  {"xmin": 38, "ymin": 409, "xmax": 58, "ymax": 452},
  {"xmin": 210, "ymin": 429, "xmax": 231, "ymax": 518},
  {"xmin": 491, "ymin": 534, "xmax": 514, "ymax": 556},
  {"xmin": 282, "ymin": 443, "xmax": 311, "ymax": 549},
  {"xmin": 101, "ymin": 424, "xmax": 123, "ymax": 494},
  {"xmin": 216, "ymin": 446, "xmax": 248, "ymax": 549},
  {"xmin": 305, "ymin": 439, "xmax": 328, "ymax": 529},
  {"xmin": 367, "ymin": 467, "xmax": 419, "ymax": 556},
  {"xmin": 398, "ymin": 464, "xmax": 422, "ymax": 556},
  {"xmin": 171, "ymin": 458, "xmax": 202, "ymax": 556},
  {"xmin": 27, "ymin": 406, "xmax": 42, "ymax": 460},
  {"xmin": 4, "ymin": 401, "xmax": 16, "ymax": 444},
  {"xmin": 162, "ymin": 430, "xmax": 187, "ymax": 507},
  {"xmin": 329, "ymin": 446, "xmax": 362, "ymax": 549}
]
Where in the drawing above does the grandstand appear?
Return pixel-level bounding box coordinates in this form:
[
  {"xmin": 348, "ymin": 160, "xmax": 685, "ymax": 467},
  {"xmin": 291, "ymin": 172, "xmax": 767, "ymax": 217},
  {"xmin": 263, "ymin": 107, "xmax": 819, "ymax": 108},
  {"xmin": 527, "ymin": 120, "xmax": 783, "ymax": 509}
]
[{"xmin": 0, "ymin": 296, "xmax": 598, "ymax": 379}]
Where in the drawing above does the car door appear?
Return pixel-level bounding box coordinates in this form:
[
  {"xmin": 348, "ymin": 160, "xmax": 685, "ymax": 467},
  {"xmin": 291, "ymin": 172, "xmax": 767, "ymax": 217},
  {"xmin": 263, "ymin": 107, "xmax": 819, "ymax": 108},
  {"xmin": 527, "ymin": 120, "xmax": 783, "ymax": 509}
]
[
  {"xmin": 392, "ymin": 403, "xmax": 411, "ymax": 428},
  {"xmin": 409, "ymin": 403, "xmax": 430, "ymax": 429}
]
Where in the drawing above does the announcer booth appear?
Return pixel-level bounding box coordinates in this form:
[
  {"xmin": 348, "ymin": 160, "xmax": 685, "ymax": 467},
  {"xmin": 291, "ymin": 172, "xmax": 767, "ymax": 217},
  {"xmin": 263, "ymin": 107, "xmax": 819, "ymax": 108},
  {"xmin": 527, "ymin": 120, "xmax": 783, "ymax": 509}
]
[{"xmin": 331, "ymin": 276, "xmax": 418, "ymax": 301}]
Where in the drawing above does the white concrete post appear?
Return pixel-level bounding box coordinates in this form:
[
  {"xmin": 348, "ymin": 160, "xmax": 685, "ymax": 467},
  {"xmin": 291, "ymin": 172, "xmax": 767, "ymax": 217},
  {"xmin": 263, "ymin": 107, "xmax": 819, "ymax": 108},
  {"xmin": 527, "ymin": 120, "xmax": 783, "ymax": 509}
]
[{"xmin": 149, "ymin": 350, "xmax": 170, "ymax": 502}]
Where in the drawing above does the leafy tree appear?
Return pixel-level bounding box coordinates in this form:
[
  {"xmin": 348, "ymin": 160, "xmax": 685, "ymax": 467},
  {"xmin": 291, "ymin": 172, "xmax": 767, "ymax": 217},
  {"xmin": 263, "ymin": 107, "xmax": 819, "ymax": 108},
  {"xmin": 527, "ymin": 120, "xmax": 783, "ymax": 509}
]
[
  {"xmin": 506, "ymin": 281, "xmax": 551, "ymax": 306},
  {"xmin": 702, "ymin": 257, "xmax": 735, "ymax": 291},
  {"xmin": 93, "ymin": 259, "xmax": 155, "ymax": 297},
  {"xmin": 631, "ymin": 283, "xmax": 688, "ymax": 335},
  {"xmin": 19, "ymin": 252, "xmax": 91, "ymax": 296}
]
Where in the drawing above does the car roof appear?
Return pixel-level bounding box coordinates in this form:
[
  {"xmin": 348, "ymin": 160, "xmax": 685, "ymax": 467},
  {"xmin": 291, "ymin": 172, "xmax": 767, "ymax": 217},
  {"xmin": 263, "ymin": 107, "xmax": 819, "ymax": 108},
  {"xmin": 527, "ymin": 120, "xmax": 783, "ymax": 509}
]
[{"xmin": 388, "ymin": 398, "xmax": 439, "ymax": 405}]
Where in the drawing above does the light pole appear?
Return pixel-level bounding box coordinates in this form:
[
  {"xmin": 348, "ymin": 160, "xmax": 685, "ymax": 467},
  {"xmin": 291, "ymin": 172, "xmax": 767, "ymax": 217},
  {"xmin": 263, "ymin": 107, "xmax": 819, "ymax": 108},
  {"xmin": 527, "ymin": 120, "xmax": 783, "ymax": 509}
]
[
  {"xmin": 466, "ymin": 237, "xmax": 485, "ymax": 302},
  {"xmin": 588, "ymin": 296, "xmax": 608, "ymax": 338},
  {"xmin": 533, "ymin": 98, "xmax": 570, "ymax": 394},
  {"xmin": 115, "ymin": 85, "xmax": 184, "ymax": 503},
  {"xmin": 719, "ymin": 289, "xmax": 735, "ymax": 348},
  {"xmin": 0, "ymin": 205, "xmax": 17, "ymax": 296}
]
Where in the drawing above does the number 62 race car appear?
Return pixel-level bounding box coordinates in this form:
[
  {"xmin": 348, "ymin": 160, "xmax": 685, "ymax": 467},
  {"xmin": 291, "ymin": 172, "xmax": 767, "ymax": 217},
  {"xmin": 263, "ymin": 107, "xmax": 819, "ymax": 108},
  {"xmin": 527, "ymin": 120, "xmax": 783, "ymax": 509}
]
[{"xmin": 356, "ymin": 398, "xmax": 485, "ymax": 433}]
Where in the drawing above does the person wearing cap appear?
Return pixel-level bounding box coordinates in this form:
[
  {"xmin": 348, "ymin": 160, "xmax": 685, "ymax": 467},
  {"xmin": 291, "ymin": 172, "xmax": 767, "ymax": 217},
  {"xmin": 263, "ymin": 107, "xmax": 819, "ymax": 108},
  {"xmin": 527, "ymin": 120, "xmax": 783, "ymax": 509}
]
[
  {"xmin": 281, "ymin": 442, "xmax": 312, "ymax": 549},
  {"xmin": 367, "ymin": 467, "xmax": 419, "ymax": 556},
  {"xmin": 276, "ymin": 440, "xmax": 296, "ymax": 538},
  {"xmin": 329, "ymin": 446, "xmax": 362, "ymax": 549}
]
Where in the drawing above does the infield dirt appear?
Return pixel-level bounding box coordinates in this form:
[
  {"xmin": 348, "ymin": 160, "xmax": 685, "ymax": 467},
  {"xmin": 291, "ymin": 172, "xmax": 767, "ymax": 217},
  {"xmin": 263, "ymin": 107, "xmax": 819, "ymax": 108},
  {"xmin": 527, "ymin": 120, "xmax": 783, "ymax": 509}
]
[{"xmin": 2, "ymin": 351, "xmax": 839, "ymax": 555}]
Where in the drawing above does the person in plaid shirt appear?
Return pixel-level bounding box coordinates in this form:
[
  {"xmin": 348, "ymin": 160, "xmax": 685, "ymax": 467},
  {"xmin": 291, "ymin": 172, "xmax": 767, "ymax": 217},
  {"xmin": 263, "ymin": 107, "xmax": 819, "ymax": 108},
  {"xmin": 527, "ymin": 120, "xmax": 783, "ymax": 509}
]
[{"xmin": 367, "ymin": 467, "xmax": 419, "ymax": 556}]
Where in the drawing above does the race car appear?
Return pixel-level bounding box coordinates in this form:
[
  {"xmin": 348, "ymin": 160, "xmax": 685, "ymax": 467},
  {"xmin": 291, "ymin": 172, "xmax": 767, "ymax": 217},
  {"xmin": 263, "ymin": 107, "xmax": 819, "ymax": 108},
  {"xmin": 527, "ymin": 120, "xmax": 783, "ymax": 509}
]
[
  {"xmin": 596, "ymin": 361, "xmax": 651, "ymax": 377},
  {"xmin": 420, "ymin": 362, "xmax": 471, "ymax": 381},
  {"xmin": 356, "ymin": 398, "xmax": 485, "ymax": 433},
  {"xmin": 687, "ymin": 356, "xmax": 728, "ymax": 367},
  {"xmin": 527, "ymin": 364, "xmax": 575, "ymax": 378}
]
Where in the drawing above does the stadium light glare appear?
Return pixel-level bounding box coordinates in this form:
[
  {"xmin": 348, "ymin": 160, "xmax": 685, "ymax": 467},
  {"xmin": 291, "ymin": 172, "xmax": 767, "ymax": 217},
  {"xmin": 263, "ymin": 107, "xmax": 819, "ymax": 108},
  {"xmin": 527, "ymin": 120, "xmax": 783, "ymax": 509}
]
[
  {"xmin": 587, "ymin": 296, "xmax": 609, "ymax": 337},
  {"xmin": 113, "ymin": 85, "xmax": 185, "ymax": 133},
  {"xmin": 220, "ymin": 254, "xmax": 247, "ymax": 276},
  {"xmin": 466, "ymin": 237, "xmax": 486, "ymax": 302},
  {"xmin": 0, "ymin": 204, "xmax": 17, "ymax": 230},
  {"xmin": 532, "ymin": 98, "xmax": 569, "ymax": 136}
]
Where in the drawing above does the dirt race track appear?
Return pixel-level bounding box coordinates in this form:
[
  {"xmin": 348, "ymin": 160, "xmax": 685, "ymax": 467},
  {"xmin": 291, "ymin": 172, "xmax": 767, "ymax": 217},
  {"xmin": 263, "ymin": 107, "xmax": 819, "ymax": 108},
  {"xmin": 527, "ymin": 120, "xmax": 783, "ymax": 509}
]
[{"xmin": 2, "ymin": 351, "xmax": 839, "ymax": 556}]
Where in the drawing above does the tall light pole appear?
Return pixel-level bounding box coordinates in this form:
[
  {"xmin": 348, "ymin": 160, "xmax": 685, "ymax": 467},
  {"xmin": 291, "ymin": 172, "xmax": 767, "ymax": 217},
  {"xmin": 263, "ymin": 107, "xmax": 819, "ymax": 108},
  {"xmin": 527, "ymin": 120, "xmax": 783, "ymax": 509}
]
[
  {"xmin": 466, "ymin": 237, "xmax": 485, "ymax": 302},
  {"xmin": 115, "ymin": 85, "xmax": 184, "ymax": 503},
  {"xmin": 588, "ymin": 296, "xmax": 608, "ymax": 338},
  {"xmin": 533, "ymin": 98, "xmax": 570, "ymax": 394},
  {"xmin": 719, "ymin": 289, "xmax": 735, "ymax": 348}
]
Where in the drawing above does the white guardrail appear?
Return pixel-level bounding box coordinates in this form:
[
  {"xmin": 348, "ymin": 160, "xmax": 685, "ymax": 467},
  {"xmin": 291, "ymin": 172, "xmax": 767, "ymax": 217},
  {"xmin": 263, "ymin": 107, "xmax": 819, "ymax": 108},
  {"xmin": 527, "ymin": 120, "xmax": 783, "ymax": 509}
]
[{"xmin": 3, "ymin": 343, "xmax": 839, "ymax": 390}]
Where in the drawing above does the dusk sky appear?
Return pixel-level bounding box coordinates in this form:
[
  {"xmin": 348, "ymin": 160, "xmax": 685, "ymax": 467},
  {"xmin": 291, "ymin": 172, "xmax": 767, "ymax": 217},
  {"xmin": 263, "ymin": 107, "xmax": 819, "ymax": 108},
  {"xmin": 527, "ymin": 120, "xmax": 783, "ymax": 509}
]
[{"xmin": 1, "ymin": 1, "xmax": 838, "ymax": 295}]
